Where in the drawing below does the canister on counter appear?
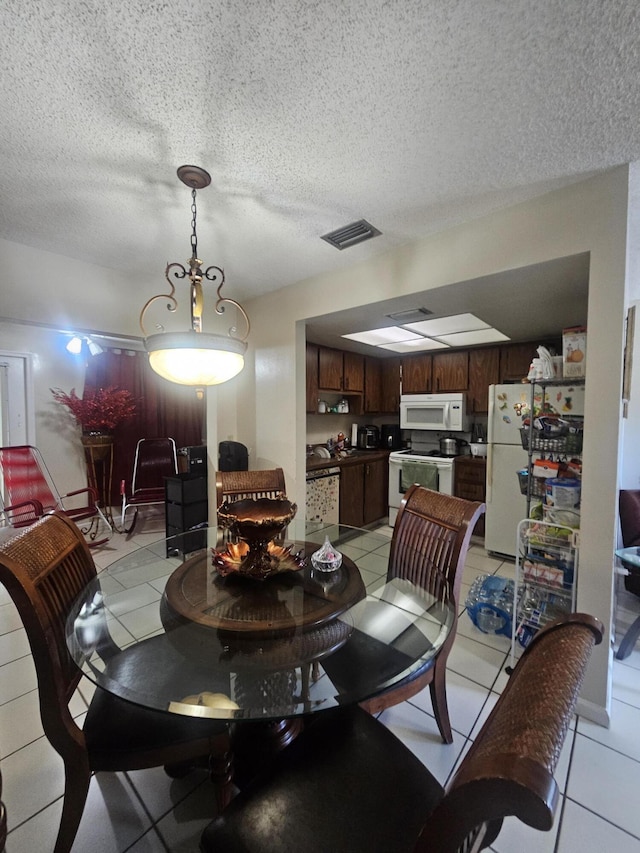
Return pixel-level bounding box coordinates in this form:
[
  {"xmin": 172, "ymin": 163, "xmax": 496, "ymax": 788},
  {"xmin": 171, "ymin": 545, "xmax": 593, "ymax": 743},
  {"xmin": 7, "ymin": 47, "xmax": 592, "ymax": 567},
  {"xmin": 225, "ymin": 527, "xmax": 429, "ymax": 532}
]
[{"xmin": 545, "ymin": 478, "xmax": 581, "ymax": 508}]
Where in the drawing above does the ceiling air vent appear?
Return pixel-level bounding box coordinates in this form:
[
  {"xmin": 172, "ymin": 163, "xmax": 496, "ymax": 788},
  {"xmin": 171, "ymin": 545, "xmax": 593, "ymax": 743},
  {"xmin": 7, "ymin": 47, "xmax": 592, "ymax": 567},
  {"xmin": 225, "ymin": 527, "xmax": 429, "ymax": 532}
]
[
  {"xmin": 386, "ymin": 307, "xmax": 433, "ymax": 324},
  {"xmin": 321, "ymin": 219, "xmax": 382, "ymax": 250}
]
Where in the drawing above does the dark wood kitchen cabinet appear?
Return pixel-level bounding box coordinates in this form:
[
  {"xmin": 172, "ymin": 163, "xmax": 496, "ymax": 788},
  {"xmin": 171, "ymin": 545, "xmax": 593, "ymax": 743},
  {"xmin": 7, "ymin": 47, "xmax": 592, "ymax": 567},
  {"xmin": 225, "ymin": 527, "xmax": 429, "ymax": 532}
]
[
  {"xmin": 380, "ymin": 357, "xmax": 401, "ymax": 413},
  {"xmin": 467, "ymin": 347, "xmax": 500, "ymax": 413},
  {"xmin": 454, "ymin": 456, "xmax": 486, "ymax": 536},
  {"xmin": 498, "ymin": 340, "xmax": 560, "ymax": 383},
  {"xmin": 306, "ymin": 343, "xmax": 319, "ymax": 413},
  {"xmin": 343, "ymin": 352, "xmax": 364, "ymax": 392},
  {"xmin": 318, "ymin": 346, "xmax": 343, "ymax": 390},
  {"xmin": 401, "ymin": 354, "xmax": 432, "ymax": 394},
  {"xmin": 317, "ymin": 345, "xmax": 364, "ymax": 394},
  {"xmin": 364, "ymin": 456, "xmax": 388, "ymax": 523},
  {"xmin": 499, "ymin": 342, "xmax": 538, "ymax": 383},
  {"xmin": 339, "ymin": 456, "xmax": 388, "ymax": 526},
  {"xmin": 364, "ymin": 357, "xmax": 381, "ymax": 412},
  {"xmin": 432, "ymin": 351, "xmax": 469, "ymax": 392}
]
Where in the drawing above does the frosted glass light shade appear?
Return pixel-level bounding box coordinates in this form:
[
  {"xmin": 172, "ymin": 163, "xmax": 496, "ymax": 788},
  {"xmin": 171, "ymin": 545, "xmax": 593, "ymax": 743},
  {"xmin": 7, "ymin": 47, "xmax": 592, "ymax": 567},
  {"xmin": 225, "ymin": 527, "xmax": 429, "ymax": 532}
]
[{"xmin": 145, "ymin": 332, "xmax": 246, "ymax": 386}]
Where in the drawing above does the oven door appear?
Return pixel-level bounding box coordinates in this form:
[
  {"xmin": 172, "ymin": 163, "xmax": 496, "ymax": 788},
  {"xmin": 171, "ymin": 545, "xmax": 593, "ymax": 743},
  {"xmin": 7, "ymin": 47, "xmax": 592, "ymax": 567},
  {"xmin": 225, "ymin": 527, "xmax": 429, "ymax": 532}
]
[{"xmin": 389, "ymin": 456, "xmax": 454, "ymax": 525}]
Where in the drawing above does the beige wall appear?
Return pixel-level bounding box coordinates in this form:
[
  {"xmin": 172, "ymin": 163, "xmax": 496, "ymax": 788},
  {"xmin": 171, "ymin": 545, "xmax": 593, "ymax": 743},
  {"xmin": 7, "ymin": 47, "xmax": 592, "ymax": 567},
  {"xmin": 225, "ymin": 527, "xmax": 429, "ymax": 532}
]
[{"xmin": 231, "ymin": 166, "xmax": 635, "ymax": 724}]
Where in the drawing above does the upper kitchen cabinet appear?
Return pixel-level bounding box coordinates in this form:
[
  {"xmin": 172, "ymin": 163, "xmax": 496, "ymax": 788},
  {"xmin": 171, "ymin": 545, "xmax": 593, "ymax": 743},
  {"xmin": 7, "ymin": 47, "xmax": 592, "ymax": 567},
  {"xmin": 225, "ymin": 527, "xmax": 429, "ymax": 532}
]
[
  {"xmin": 401, "ymin": 353, "xmax": 432, "ymax": 394},
  {"xmin": 432, "ymin": 351, "xmax": 469, "ymax": 392},
  {"xmin": 467, "ymin": 347, "xmax": 500, "ymax": 413},
  {"xmin": 306, "ymin": 343, "xmax": 319, "ymax": 413},
  {"xmin": 343, "ymin": 351, "xmax": 364, "ymax": 393},
  {"xmin": 380, "ymin": 357, "xmax": 401, "ymax": 413},
  {"xmin": 364, "ymin": 357, "xmax": 381, "ymax": 413},
  {"xmin": 317, "ymin": 345, "xmax": 365, "ymax": 393},
  {"xmin": 499, "ymin": 339, "xmax": 561, "ymax": 383},
  {"xmin": 318, "ymin": 346, "xmax": 343, "ymax": 390}
]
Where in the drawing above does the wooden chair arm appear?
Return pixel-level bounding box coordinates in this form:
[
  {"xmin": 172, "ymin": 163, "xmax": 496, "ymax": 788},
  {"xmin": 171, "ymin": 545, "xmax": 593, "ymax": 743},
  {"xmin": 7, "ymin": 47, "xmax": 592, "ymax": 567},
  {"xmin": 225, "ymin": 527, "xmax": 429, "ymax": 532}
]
[{"xmin": 420, "ymin": 613, "xmax": 603, "ymax": 852}]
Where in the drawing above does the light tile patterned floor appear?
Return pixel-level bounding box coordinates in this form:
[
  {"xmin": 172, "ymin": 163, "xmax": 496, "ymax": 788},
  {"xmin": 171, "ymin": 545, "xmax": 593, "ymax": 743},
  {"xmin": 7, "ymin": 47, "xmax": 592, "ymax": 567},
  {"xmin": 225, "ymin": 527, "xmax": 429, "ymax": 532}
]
[{"xmin": 1, "ymin": 513, "xmax": 639, "ymax": 851}]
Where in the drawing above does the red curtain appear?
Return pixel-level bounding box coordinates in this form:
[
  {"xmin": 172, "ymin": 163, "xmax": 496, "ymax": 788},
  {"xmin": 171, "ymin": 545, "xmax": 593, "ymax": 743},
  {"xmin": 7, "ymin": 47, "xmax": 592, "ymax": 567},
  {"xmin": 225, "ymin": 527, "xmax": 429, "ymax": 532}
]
[{"xmin": 84, "ymin": 349, "xmax": 205, "ymax": 505}]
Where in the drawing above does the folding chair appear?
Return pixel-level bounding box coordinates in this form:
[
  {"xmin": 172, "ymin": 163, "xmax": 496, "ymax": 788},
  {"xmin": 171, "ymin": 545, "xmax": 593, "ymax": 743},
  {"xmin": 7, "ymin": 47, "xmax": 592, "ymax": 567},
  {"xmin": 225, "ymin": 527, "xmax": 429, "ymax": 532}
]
[
  {"xmin": 0, "ymin": 445, "xmax": 111, "ymax": 546},
  {"xmin": 120, "ymin": 438, "xmax": 178, "ymax": 535}
]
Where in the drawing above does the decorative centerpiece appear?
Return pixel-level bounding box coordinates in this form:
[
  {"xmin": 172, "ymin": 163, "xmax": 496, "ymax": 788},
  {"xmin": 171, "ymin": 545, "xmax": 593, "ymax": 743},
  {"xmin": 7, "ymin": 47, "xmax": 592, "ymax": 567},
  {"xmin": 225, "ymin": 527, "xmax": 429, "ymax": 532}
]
[
  {"xmin": 214, "ymin": 497, "xmax": 304, "ymax": 580},
  {"xmin": 310, "ymin": 536, "xmax": 343, "ymax": 573}
]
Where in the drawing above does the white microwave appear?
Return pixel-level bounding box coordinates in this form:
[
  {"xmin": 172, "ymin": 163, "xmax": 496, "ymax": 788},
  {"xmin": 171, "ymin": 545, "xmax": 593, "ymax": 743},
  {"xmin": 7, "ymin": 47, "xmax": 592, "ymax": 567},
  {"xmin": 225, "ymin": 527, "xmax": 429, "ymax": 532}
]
[{"xmin": 400, "ymin": 393, "xmax": 469, "ymax": 432}]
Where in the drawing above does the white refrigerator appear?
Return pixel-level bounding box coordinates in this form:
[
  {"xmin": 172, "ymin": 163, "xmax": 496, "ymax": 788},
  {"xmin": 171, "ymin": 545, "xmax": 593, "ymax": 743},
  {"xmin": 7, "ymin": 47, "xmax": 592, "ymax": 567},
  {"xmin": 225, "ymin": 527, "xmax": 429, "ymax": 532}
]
[{"xmin": 484, "ymin": 383, "xmax": 585, "ymax": 558}]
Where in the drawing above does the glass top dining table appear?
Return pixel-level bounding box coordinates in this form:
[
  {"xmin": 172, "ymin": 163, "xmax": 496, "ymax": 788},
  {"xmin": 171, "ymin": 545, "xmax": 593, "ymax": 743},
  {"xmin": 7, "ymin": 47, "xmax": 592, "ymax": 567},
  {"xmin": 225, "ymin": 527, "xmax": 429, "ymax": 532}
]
[{"xmin": 66, "ymin": 520, "xmax": 454, "ymax": 723}]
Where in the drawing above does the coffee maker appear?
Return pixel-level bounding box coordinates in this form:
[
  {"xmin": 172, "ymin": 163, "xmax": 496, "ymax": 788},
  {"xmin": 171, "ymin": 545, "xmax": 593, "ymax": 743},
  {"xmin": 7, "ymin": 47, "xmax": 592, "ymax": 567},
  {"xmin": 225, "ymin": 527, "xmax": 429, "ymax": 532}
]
[{"xmin": 357, "ymin": 425, "xmax": 380, "ymax": 450}]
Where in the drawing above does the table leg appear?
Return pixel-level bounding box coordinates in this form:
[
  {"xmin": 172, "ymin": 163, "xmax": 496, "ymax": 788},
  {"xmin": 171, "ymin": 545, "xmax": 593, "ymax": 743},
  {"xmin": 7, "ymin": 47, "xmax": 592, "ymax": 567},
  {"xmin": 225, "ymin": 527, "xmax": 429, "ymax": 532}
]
[
  {"xmin": 231, "ymin": 718, "xmax": 303, "ymax": 788},
  {"xmin": 616, "ymin": 613, "xmax": 640, "ymax": 660}
]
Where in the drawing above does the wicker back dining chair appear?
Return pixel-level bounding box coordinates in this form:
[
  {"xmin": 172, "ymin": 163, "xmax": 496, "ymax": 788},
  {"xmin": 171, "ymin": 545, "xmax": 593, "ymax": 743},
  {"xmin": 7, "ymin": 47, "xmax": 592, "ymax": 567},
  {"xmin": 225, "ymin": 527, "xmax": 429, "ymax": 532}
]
[
  {"xmin": 359, "ymin": 484, "xmax": 485, "ymax": 742},
  {"xmin": 0, "ymin": 764, "xmax": 6, "ymax": 853},
  {"xmin": 615, "ymin": 489, "xmax": 640, "ymax": 659},
  {"xmin": 215, "ymin": 468, "xmax": 287, "ymax": 509},
  {"xmin": 0, "ymin": 511, "xmax": 232, "ymax": 853},
  {"xmin": 200, "ymin": 613, "xmax": 603, "ymax": 853}
]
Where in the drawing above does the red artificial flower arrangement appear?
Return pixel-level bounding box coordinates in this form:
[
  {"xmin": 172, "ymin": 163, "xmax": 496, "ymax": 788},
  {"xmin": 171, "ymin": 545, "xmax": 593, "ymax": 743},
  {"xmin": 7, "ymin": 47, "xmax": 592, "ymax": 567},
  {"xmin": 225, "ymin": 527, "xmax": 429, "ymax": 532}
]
[{"xmin": 51, "ymin": 386, "xmax": 137, "ymax": 432}]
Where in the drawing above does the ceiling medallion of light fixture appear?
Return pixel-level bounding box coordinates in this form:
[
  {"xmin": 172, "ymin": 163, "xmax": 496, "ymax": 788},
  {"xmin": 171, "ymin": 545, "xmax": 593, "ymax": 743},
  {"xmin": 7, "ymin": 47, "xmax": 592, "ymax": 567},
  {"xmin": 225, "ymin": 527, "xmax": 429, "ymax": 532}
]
[{"xmin": 140, "ymin": 165, "xmax": 250, "ymax": 386}]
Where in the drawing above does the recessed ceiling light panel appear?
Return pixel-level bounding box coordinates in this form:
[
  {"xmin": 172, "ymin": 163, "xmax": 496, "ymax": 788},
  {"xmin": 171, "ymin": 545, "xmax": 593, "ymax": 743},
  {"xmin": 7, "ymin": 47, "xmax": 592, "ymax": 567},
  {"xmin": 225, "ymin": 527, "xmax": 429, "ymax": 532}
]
[
  {"xmin": 378, "ymin": 338, "xmax": 449, "ymax": 353},
  {"xmin": 435, "ymin": 329, "xmax": 510, "ymax": 346},
  {"xmin": 342, "ymin": 327, "xmax": 421, "ymax": 346},
  {"xmin": 402, "ymin": 313, "xmax": 490, "ymax": 336}
]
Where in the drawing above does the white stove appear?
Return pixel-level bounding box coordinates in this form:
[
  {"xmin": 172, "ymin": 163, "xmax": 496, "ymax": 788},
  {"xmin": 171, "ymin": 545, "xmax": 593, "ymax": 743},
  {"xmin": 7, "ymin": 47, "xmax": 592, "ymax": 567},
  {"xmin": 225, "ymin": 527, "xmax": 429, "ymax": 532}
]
[{"xmin": 388, "ymin": 449, "xmax": 456, "ymax": 525}]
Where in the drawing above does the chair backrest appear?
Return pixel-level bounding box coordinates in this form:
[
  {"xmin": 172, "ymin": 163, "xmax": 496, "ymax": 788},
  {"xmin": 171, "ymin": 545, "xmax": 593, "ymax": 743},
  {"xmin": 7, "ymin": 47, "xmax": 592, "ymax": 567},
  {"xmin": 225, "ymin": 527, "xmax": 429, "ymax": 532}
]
[
  {"xmin": 0, "ymin": 512, "xmax": 99, "ymax": 755},
  {"xmin": 215, "ymin": 468, "xmax": 287, "ymax": 509},
  {"xmin": 420, "ymin": 613, "xmax": 603, "ymax": 852},
  {"xmin": 618, "ymin": 490, "xmax": 640, "ymax": 596},
  {"xmin": 619, "ymin": 489, "xmax": 640, "ymax": 547},
  {"xmin": 389, "ymin": 485, "xmax": 485, "ymax": 603},
  {"xmin": 0, "ymin": 445, "xmax": 60, "ymax": 513},
  {"xmin": 131, "ymin": 438, "xmax": 178, "ymax": 494},
  {"xmin": 0, "ymin": 763, "xmax": 5, "ymax": 853}
]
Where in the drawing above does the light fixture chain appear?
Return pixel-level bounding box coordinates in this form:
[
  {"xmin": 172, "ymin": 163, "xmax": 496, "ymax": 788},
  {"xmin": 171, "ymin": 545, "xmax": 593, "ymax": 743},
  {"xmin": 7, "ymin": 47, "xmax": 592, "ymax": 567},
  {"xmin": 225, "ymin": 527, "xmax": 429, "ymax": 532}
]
[{"xmin": 190, "ymin": 187, "xmax": 198, "ymax": 259}]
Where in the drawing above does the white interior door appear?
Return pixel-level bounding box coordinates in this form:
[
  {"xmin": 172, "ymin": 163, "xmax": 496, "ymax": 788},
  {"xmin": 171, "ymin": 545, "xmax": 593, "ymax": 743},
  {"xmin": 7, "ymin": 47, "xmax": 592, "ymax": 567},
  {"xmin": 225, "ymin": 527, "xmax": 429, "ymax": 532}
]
[{"xmin": 0, "ymin": 353, "xmax": 33, "ymax": 447}]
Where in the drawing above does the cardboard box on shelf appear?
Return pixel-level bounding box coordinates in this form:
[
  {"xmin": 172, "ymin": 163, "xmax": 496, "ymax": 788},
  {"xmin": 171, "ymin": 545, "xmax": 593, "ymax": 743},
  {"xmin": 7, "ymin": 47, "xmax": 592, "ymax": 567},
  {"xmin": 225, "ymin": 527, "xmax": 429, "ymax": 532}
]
[{"xmin": 562, "ymin": 326, "xmax": 587, "ymax": 378}]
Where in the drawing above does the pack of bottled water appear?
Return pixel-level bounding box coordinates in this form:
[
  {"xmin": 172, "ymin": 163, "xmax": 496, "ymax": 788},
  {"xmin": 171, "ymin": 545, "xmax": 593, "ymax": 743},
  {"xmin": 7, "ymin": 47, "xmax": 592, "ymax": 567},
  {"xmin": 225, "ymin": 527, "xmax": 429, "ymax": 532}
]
[{"xmin": 465, "ymin": 574, "xmax": 516, "ymax": 637}]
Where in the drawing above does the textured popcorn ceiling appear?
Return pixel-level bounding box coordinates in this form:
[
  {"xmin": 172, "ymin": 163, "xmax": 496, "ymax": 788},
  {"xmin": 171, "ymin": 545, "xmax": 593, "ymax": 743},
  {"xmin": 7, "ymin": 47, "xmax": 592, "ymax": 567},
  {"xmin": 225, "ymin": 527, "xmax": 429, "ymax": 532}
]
[{"xmin": 1, "ymin": 0, "xmax": 640, "ymax": 315}]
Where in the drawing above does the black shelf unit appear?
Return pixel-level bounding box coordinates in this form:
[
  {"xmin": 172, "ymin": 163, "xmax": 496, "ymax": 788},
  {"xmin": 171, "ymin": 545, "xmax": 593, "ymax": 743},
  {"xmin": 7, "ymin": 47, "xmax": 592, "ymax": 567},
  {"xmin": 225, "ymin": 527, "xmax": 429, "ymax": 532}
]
[{"xmin": 165, "ymin": 473, "xmax": 208, "ymax": 556}]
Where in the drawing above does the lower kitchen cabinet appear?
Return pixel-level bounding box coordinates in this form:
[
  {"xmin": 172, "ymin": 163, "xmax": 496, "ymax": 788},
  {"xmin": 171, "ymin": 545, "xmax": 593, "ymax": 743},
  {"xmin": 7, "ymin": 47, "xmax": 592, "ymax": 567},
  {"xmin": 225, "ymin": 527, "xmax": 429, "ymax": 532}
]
[
  {"xmin": 453, "ymin": 456, "xmax": 486, "ymax": 536},
  {"xmin": 339, "ymin": 456, "xmax": 389, "ymax": 527}
]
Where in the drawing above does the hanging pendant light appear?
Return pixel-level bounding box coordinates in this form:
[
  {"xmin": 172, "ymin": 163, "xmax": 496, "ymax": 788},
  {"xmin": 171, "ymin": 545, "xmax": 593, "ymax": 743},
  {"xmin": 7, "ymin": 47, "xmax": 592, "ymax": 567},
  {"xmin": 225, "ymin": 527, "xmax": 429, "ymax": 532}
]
[{"xmin": 140, "ymin": 165, "xmax": 250, "ymax": 386}]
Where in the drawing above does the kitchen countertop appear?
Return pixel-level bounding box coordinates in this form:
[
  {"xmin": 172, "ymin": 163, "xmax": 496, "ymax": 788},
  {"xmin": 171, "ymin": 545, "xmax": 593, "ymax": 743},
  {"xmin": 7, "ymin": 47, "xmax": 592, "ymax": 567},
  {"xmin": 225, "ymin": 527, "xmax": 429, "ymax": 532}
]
[{"xmin": 306, "ymin": 449, "xmax": 391, "ymax": 473}]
